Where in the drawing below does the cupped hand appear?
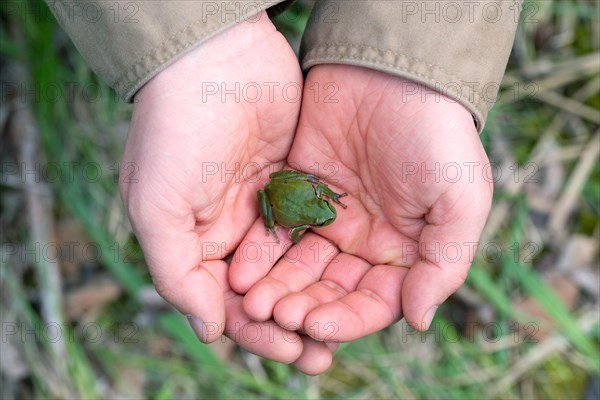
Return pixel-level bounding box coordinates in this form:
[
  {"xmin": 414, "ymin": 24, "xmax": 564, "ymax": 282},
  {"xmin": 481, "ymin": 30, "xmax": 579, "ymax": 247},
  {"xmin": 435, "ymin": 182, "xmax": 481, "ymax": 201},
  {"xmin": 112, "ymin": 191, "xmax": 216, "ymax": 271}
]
[
  {"xmin": 230, "ymin": 64, "xmax": 493, "ymax": 344},
  {"xmin": 119, "ymin": 15, "xmax": 333, "ymax": 371}
]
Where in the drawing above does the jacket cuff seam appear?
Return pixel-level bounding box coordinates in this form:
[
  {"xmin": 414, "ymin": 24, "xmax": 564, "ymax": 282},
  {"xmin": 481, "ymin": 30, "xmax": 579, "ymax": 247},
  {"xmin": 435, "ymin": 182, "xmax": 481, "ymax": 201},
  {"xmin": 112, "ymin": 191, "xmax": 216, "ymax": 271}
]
[
  {"xmin": 116, "ymin": 18, "xmax": 230, "ymax": 102},
  {"xmin": 113, "ymin": 7, "xmax": 273, "ymax": 101},
  {"xmin": 302, "ymin": 43, "xmax": 489, "ymax": 132}
]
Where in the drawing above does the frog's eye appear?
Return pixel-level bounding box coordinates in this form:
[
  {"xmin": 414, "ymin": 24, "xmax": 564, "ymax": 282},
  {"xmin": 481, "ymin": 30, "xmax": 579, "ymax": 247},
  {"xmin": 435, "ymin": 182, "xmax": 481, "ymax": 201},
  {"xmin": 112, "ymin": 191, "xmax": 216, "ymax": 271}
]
[{"xmin": 284, "ymin": 181, "xmax": 288, "ymax": 184}]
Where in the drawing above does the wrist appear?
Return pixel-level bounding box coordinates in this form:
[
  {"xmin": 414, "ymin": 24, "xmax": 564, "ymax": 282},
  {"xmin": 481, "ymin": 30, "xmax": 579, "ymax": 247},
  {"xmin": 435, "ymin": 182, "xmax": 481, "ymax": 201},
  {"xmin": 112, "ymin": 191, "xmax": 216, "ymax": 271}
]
[{"xmin": 135, "ymin": 13, "xmax": 277, "ymax": 103}]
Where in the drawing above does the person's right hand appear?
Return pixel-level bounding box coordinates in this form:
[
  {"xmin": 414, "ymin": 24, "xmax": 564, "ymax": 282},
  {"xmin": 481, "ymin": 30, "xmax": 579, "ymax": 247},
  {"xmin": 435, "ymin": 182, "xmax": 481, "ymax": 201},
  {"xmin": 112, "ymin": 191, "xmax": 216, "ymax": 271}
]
[{"xmin": 119, "ymin": 15, "xmax": 333, "ymax": 371}]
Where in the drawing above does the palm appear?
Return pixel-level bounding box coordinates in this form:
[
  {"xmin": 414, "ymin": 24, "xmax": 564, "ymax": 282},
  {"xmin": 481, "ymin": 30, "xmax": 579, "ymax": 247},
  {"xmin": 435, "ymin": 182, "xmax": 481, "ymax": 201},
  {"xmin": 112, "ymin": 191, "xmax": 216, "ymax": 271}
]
[{"xmin": 232, "ymin": 65, "xmax": 492, "ymax": 342}]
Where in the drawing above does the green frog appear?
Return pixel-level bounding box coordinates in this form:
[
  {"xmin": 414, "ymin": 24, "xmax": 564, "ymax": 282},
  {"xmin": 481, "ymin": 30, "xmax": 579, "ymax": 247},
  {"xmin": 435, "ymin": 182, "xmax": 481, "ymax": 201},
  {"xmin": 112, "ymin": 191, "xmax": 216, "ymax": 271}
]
[{"xmin": 257, "ymin": 170, "xmax": 347, "ymax": 243}]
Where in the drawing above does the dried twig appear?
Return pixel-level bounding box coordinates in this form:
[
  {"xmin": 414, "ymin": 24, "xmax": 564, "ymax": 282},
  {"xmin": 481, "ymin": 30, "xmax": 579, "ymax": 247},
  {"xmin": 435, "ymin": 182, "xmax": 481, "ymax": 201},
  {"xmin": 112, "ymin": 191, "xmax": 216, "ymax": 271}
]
[
  {"xmin": 531, "ymin": 90, "xmax": 600, "ymax": 124},
  {"xmin": 486, "ymin": 308, "xmax": 599, "ymax": 398},
  {"xmin": 482, "ymin": 69, "xmax": 599, "ymax": 244},
  {"xmin": 549, "ymin": 133, "xmax": 600, "ymax": 239},
  {"xmin": 10, "ymin": 102, "xmax": 67, "ymax": 361},
  {"xmin": 502, "ymin": 53, "xmax": 600, "ymax": 95}
]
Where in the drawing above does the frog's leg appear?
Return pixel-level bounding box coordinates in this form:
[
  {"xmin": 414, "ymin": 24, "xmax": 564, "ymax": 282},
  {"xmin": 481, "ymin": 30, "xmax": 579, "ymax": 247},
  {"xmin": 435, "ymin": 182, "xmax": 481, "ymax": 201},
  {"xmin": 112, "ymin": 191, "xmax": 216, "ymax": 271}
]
[
  {"xmin": 314, "ymin": 184, "xmax": 348, "ymax": 209},
  {"xmin": 289, "ymin": 225, "xmax": 309, "ymax": 243},
  {"xmin": 304, "ymin": 174, "xmax": 323, "ymax": 184},
  {"xmin": 270, "ymin": 170, "xmax": 311, "ymax": 181},
  {"xmin": 257, "ymin": 189, "xmax": 276, "ymax": 236}
]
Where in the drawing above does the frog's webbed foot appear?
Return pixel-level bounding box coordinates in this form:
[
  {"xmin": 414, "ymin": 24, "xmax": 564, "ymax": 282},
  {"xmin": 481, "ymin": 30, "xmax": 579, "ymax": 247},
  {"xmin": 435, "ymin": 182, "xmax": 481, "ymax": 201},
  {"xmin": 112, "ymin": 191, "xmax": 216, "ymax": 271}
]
[
  {"xmin": 265, "ymin": 226, "xmax": 280, "ymax": 243},
  {"xmin": 314, "ymin": 184, "xmax": 348, "ymax": 209},
  {"xmin": 331, "ymin": 192, "xmax": 348, "ymax": 209},
  {"xmin": 289, "ymin": 226, "xmax": 308, "ymax": 243}
]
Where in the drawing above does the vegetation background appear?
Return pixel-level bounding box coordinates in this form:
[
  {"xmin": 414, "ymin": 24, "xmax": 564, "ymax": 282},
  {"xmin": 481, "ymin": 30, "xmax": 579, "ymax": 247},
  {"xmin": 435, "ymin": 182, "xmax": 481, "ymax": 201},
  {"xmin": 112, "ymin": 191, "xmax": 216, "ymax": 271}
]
[{"xmin": 1, "ymin": 0, "xmax": 598, "ymax": 398}]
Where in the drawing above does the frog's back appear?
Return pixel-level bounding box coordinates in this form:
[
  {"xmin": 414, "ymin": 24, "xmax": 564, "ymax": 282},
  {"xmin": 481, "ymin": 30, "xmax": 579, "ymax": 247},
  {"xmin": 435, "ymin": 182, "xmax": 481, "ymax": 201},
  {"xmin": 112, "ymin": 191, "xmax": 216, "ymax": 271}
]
[{"xmin": 267, "ymin": 184, "xmax": 334, "ymax": 227}]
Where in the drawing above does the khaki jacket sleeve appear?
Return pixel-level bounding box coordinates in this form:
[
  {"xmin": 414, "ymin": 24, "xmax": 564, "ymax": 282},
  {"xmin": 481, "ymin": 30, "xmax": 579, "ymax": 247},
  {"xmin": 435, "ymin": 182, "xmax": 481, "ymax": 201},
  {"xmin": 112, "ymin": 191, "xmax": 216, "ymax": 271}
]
[
  {"xmin": 44, "ymin": 0, "xmax": 286, "ymax": 102},
  {"xmin": 301, "ymin": 0, "xmax": 521, "ymax": 132}
]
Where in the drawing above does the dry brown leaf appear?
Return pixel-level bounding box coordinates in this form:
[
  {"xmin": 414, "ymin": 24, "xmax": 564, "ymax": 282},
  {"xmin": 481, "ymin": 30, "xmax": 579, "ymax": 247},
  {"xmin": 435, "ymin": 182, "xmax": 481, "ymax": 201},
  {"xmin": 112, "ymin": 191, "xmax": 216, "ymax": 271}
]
[
  {"xmin": 64, "ymin": 276, "xmax": 121, "ymax": 320},
  {"xmin": 55, "ymin": 218, "xmax": 89, "ymax": 279},
  {"xmin": 558, "ymin": 234, "xmax": 599, "ymax": 270},
  {"xmin": 512, "ymin": 272, "xmax": 579, "ymax": 341}
]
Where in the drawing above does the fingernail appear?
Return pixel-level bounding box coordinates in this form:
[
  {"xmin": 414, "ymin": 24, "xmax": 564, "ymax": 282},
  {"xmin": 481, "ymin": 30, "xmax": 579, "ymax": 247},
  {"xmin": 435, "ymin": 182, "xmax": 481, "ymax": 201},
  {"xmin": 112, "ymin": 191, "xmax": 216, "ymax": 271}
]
[
  {"xmin": 325, "ymin": 341, "xmax": 340, "ymax": 352},
  {"xmin": 186, "ymin": 314, "xmax": 207, "ymax": 342},
  {"xmin": 422, "ymin": 305, "xmax": 438, "ymax": 330}
]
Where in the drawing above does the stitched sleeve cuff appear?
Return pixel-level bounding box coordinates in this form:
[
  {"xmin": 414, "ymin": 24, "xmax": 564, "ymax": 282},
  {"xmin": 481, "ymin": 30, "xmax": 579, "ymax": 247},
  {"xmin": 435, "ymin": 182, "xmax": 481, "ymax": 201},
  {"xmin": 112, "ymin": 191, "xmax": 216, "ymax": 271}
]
[
  {"xmin": 45, "ymin": 0, "xmax": 287, "ymax": 102},
  {"xmin": 301, "ymin": 0, "xmax": 521, "ymax": 132}
]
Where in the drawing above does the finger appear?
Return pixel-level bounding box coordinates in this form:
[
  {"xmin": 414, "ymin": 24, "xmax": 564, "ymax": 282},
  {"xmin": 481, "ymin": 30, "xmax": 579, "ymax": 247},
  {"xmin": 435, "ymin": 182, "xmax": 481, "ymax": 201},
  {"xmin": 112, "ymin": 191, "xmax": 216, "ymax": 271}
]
[
  {"xmin": 184, "ymin": 260, "xmax": 233, "ymax": 344},
  {"xmin": 243, "ymin": 233, "xmax": 339, "ymax": 321},
  {"xmin": 229, "ymin": 218, "xmax": 293, "ymax": 294},
  {"xmin": 124, "ymin": 180, "xmax": 231, "ymax": 342},
  {"xmin": 188, "ymin": 261, "xmax": 305, "ymax": 363},
  {"xmin": 304, "ymin": 265, "xmax": 409, "ymax": 342},
  {"xmin": 144, "ymin": 230, "xmax": 227, "ymax": 343},
  {"xmin": 273, "ymin": 253, "xmax": 371, "ymax": 329},
  {"xmin": 401, "ymin": 235, "xmax": 478, "ymax": 331},
  {"xmin": 402, "ymin": 182, "xmax": 493, "ymax": 331},
  {"xmin": 292, "ymin": 336, "xmax": 334, "ymax": 375},
  {"xmin": 224, "ymin": 296, "xmax": 303, "ymax": 364}
]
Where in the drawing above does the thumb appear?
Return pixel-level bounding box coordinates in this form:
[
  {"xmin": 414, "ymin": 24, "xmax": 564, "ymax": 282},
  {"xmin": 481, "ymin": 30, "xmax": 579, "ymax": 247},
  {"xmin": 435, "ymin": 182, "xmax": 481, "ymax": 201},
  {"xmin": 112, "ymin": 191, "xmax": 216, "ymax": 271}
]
[
  {"xmin": 402, "ymin": 183, "xmax": 492, "ymax": 331},
  {"xmin": 129, "ymin": 200, "xmax": 226, "ymax": 343}
]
